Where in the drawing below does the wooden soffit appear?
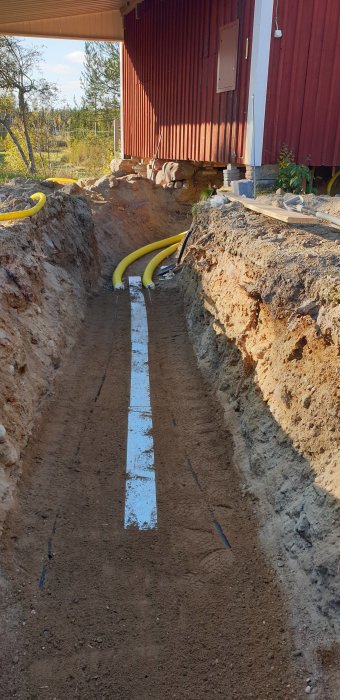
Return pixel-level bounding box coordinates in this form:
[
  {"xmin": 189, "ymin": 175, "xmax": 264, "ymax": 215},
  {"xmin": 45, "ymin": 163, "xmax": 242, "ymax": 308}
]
[{"xmin": 0, "ymin": 1, "xmax": 144, "ymax": 40}]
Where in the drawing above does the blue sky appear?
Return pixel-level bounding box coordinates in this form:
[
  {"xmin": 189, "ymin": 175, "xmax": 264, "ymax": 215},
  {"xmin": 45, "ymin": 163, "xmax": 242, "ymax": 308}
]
[{"xmin": 19, "ymin": 37, "xmax": 86, "ymax": 106}]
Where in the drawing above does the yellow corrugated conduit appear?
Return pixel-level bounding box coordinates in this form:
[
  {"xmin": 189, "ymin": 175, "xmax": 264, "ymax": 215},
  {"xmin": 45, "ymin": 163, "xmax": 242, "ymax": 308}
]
[
  {"xmin": 0, "ymin": 178, "xmax": 79, "ymax": 224},
  {"xmin": 0, "ymin": 192, "xmax": 46, "ymax": 222},
  {"xmin": 142, "ymin": 242, "xmax": 180, "ymax": 289},
  {"xmin": 112, "ymin": 232, "xmax": 186, "ymax": 289},
  {"xmin": 327, "ymin": 170, "xmax": 340, "ymax": 196},
  {"xmin": 45, "ymin": 177, "xmax": 78, "ymax": 185}
]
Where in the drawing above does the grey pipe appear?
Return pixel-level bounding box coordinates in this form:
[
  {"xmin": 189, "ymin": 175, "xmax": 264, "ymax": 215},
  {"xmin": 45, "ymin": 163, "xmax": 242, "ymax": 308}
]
[
  {"xmin": 315, "ymin": 211, "xmax": 340, "ymax": 228},
  {"xmin": 283, "ymin": 195, "xmax": 304, "ymax": 210},
  {"xmin": 283, "ymin": 198, "xmax": 340, "ymax": 227}
]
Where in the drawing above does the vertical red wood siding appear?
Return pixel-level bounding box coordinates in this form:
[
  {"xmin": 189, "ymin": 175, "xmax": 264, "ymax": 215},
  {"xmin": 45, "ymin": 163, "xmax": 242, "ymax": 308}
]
[
  {"xmin": 123, "ymin": 0, "xmax": 254, "ymax": 163},
  {"xmin": 262, "ymin": 0, "xmax": 340, "ymax": 166}
]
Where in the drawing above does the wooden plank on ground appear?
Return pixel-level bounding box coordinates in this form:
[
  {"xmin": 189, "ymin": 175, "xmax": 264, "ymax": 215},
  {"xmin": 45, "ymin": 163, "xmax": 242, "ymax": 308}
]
[{"xmin": 219, "ymin": 191, "xmax": 317, "ymax": 224}]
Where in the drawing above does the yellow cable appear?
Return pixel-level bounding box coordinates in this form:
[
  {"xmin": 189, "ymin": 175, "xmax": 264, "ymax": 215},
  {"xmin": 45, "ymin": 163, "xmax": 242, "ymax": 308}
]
[
  {"xmin": 142, "ymin": 242, "xmax": 180, "ymax": 289},
  {"xmin": 326, "ymin": 170, "xmax": 340, "ymax": 196},
  {"xmin": 45, "ymin": 178, "xmax": 78, "ymax": 184},
  {"xmin": 0, "ymin": 192, "xmax": 46, "ymax": 222},
  {"xmin": 112, "ymin": 232, "xmax": 187, "ymax": 289}
]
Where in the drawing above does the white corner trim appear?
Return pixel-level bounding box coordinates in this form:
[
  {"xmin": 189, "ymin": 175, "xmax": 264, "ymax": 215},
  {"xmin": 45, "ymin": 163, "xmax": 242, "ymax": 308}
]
[
  {"xmin": 119, "ymin": 42, "xmax": 125, "ymax": 159},
  {"xmin": 244, "ymin": 0, "xmax": 274, "ymax": 166}
]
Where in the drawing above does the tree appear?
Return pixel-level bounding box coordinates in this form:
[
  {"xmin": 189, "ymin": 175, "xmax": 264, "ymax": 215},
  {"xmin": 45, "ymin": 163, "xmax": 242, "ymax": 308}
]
[
  {"xmin": 81, "ymin": 42, "xmax": 120, "ymax": 114},
  {"xmin": 30, "ymin": 91, "xmax": 60, "ymax": 176},
  {"xmin": 0, "ymin": 91, "xmax": 31, "ymax": 172},
  {"xmin": 0, "ymin": 36, "xmax": 56, "ymax": 174}
]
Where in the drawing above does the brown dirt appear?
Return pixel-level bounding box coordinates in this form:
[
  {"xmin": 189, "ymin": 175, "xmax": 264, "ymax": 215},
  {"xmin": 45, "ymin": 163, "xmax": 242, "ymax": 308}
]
[
  {"xmin": 181, "ymin": 200, "xmax": 340, "ymax": 696},
  {"xmin": 81, "ymin": 175, "xmax": 192, "ymax": 274},
  {"xmin": 0, "ymin": 184, "xmax": 99, "ymax": 531},
  {"xmin": 0, "ymin": 277, "xmax": 311, "ymax": 699},
  {"xmin": 256, "ymin": 192, "xmax": 340, "ymax": 219},
  {"xmin": 1, "ymin": 177, "xmax": 338, "ymax": 698},
  {"xmin": 0, "ymin": 175, "xmax": 190, "ymax": 534}
]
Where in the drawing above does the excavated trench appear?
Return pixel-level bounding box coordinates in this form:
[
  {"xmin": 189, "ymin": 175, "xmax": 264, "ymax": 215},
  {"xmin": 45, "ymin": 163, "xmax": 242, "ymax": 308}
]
[{"xmin": 0, "ymin": 177, "xmax": 339, "ymax": 699}]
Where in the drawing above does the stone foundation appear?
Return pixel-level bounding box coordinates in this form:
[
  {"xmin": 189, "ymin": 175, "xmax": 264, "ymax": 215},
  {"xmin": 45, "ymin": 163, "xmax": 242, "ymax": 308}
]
[
  {"xmin": 112, "ymin": 158, "xmax": 224, "ymax": 203},
  {"xmin": 110, "ymin": 157, "xmax": 140, "ymax": 177},
  {"xmin": 223, "ymin": 163, "xmax": 242, "ymax": 188},
  {"xmin": 110, "ymin": 158, "xmax": 279, "ymax": 199},
  {"xmin": 245, "ymin": 164, "xmax": 278, "ymax": 191}
]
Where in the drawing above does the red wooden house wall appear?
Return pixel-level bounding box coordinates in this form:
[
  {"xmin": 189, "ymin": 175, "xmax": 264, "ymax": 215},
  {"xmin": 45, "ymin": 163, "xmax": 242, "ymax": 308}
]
[
  {"xmin": 122, "ymin": 0, "xmax": 255, "ymax": 164},
  {"xmin": 123, "ymin": 0, "xmax": 340, "ymax": 167},
  {"xmin": 262, "ymin": 0, "xmax": 340, "ymax": 166}
]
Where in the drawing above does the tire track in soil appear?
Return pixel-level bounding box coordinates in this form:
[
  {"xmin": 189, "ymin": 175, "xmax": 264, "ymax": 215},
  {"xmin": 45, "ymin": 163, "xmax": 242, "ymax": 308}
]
[{"xmin": 0, "ymin": 282, "xmax": 305, "ymax": 699}]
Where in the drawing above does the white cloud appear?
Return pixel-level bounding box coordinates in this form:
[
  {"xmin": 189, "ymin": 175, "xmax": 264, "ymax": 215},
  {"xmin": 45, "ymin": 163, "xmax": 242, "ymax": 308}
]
[
  {"xmin": 63, "ymin": 79, "xmax": 82, "ymax": 90},
  {"xmin": 45, "ymin": 63, "xmax": 75, "ymax": 75},
  {"xmin": 59, "ymin": 79, "xmax": 82, "ymax": 98},
  {"xmin": 65, "ymin": 50, "xmax": 85, "ymax": 65}
]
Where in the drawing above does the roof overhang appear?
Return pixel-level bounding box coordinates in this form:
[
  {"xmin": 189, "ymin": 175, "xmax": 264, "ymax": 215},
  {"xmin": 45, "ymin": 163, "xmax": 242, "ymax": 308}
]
[{"xmin": 0, "ymin": 0, "xmax": 144, "ymax": 41}]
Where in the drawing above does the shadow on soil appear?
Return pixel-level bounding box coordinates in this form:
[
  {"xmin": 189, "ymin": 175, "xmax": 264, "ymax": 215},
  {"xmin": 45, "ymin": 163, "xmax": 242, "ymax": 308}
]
[{"xmin": 182, "ymin": 271, "xmax": 340, "ymax": 698}]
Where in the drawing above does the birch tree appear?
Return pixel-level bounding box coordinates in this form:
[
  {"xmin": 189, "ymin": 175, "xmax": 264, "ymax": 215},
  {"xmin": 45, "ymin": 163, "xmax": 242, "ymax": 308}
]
[{"xmin": 0, "ymin": 36, "xmax": 56, "ymax": 175}]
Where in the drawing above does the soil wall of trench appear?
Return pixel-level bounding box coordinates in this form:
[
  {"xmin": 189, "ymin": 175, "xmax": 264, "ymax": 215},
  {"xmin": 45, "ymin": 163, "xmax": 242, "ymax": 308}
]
[
  {"xmin": 0, "ymin": 185, "xmax": 100, "ymax": 529},
  {"xmin": 0, "ymin": 175, "xmax": 191, "ymax": 533},
  {"xmin": 1, "ymin": 176, "xmax": 339, "ymax": 689},
  {"xmin": 181, "ymin": 201, "xmax": 340, "ymax": 686}
]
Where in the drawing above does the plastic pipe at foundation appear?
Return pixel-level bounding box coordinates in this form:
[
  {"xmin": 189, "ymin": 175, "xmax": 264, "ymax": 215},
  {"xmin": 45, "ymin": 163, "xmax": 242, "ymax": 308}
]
[
  {"xmin": 0, "ymin": 192, "xmax": 46, "ymax": 222},
  {"xmin": 112, "ymin": 232, "xmax": 187, "ymax": 289},
  {"xmin": 326, "ymin": 170, "xmax": 340, "ymax": 196},
  {"xmin": 45, "ymin": 178, "xmax": 78, "ymax": 184},
  {"xmin": 142, "ymin": 242, "xmax": 180, "ymax": 289},
  {"xmin": 315, "ymin": 211, "xmax": 340, "ymax": 228}
]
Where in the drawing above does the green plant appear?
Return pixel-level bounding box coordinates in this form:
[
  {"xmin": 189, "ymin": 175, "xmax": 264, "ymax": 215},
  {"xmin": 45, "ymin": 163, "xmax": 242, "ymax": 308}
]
[
  {"xmin": 279, "ymin": 144, "xmax": 294, "ymax": 169},
  {"xmin": 191, "ymin": 187, "xmax": 216, "ymax": 216},
  {"xmin": 277, "ymin": 145, "xmax": 313, "ymax": 194},
  {"xmin": 3, "ymin": 134, "xmax": 30, "ymax": 175},
  {"xmin": 199, "ymin": 186, "xmax": 215, "ymax": 201},
  {"xmin": 278, "ymin": 162, "xmax": 312, "ymax": 194},
  {"xmin": 66, "ymin": 135, "xmax": 113, "ymax": 173}
]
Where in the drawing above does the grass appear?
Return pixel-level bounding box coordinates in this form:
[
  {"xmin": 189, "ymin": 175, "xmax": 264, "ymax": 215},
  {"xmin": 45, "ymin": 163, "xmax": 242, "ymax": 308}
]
[{"xmin": 0, "ymin": 134, "xmax": 116, "ymax": 184}]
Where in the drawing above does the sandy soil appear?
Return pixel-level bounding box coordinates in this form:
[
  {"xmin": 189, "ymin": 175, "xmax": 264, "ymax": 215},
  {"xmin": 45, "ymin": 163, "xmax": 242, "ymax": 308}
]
[
  {"xmin": 0, "ymin": 176, "xmax": 339, "ymax": 697},
  {"xmin": 256, "ymin": 192, "xmax": 340, "ymax": 218},
  {"xmin": 0, "ymin": 175, "xmax": 190, "ymax": 534},
  {"xmin": 80, "ymin": 174, "xmax": 192, "ymax": 274},
  {"xmin": 0, "ymin": 279, "xmax": 310, "ymax": 699},
  {"xmin": 181, "ymin": 200, "xmax": 340, "ymax": 695},
  {"xmin": 0, "ymin": 183, "xmax": 99, "ymax": 531}
]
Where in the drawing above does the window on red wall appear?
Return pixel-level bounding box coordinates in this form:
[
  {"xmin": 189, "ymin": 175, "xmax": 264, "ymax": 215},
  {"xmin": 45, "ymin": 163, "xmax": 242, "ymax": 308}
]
[{"xmin": 217, "ymin": 19, "xmax": 239, "ymax": 93}]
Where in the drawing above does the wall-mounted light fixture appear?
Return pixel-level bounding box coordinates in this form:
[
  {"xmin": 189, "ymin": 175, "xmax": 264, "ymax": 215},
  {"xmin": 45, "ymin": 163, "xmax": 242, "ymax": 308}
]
[{"xmin": 274, "ymin": 0, "xmax": 282, "ymax": 38}]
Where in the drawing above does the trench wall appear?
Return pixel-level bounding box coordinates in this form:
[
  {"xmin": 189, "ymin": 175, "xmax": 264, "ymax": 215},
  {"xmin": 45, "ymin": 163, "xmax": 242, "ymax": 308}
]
[{"xmin": 182, "ymin": 201, "xmax": 340, "ymax": 680}]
